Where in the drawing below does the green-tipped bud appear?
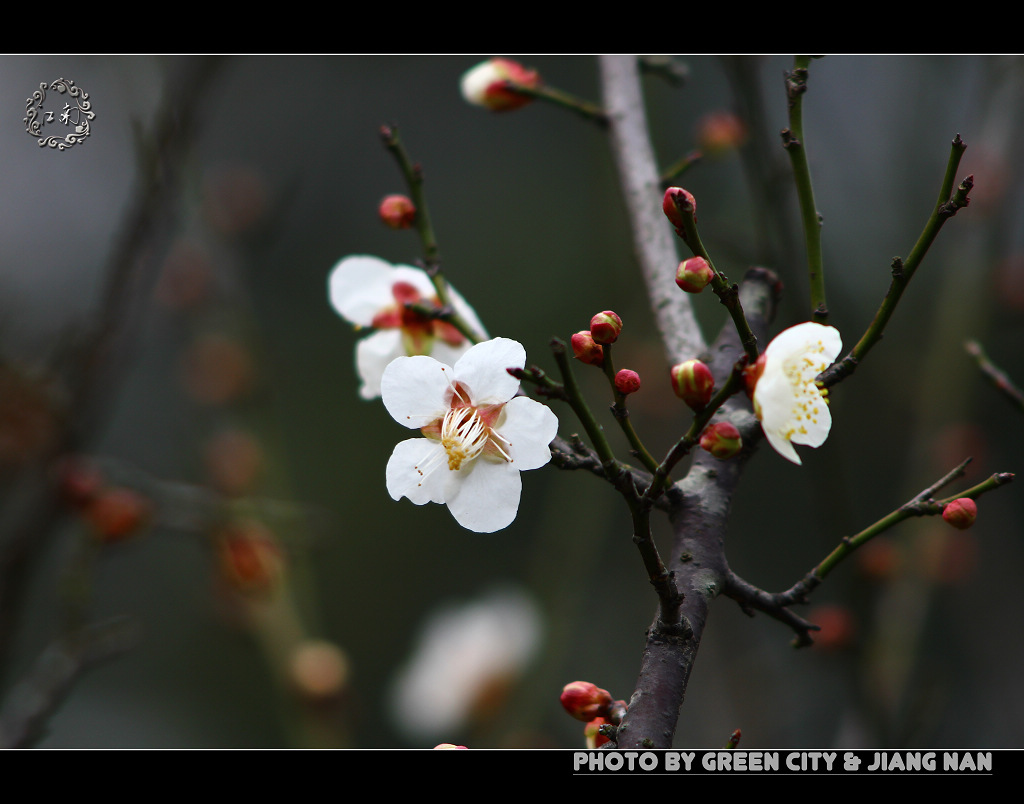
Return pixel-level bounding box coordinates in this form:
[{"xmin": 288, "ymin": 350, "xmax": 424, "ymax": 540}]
[
  {"xmin": 590, "ymin": 310, "xmax": 622, "ymax": 344},
  {"xmin": 570, "ymin": 331, "xmax": 604, "ymax": 367},
  {"xmin": 699, "ymin": 421, "xmax": 742, "ymax": 459},
  {"xmin": 671, "ymin": 359, "xmax": 714, "ymax": 410},
  {"xmin": 675, "ymin": 256, "xmax": 714, "ymax": 293}
]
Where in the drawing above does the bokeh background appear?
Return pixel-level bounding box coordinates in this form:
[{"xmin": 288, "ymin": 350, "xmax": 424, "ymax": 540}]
[{"xmin": 1, "ymin": 54, "xmax": 1022, "ymax": 748}]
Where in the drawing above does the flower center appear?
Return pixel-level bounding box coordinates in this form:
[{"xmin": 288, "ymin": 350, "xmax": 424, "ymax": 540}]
[{"xmin": 441, "ymin": 406, "xmax": 491, "ymax": 471}]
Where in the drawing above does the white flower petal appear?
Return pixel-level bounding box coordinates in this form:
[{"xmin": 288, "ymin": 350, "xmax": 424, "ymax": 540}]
[
  {"xmin": 381, "ymin": 355, "xmax": 453, "ymax": 428},
  {"xmin": 444, "ymin": 459, "xmax": 522, "ymax": 533},
  {"xmin": 499, "ymin": 396, "xmax": 559, "ymax": 471},
  {"xmin": 386, "ymin": 438, "xmax": 450, "ymax": 505},
  {"xmin": 328, "ymin": 255, "xmax": 400, "ymax": 326},
  {"xmin": 754, "ymin": 322, "xmax": 841, "ymax": 464},
  {"xmin": 355, "ymin": 329, "xmax": 403, "ymax": 400},
  {"xmin": 453, "ymin": 337, "xmax": 525, "ymax": 404}
]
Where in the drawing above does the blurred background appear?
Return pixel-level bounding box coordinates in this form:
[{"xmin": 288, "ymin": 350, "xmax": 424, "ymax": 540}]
[{"xmin": 0, "ymin": 54, "xmax": 1022, "ymax": 748}]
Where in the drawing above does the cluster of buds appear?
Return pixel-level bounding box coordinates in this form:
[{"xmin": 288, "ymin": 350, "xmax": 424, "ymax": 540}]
[
  {"xmin": 460, "ymin": 57, "xmax": 541, "ymax": 112},
  {"xmin": 560, "ymin": 680, "xmax": 627, "ymax": 748},
  {"xmin": 942, "ymin": 497, "xmax": 977, "ymax": 530},
  {"xmin": 57, "ymin": 456, "xmax": 151, "ymax": 544},
  {"xmin": 378, "ymin": 194, "xmax": 416, "ymax": 229},
  {"xmin": 570, "ymin": 310, "xmax": 624, "ymax": 368}
]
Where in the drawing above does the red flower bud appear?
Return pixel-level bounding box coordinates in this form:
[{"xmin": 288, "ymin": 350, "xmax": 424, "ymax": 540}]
[
  {"xmin": 675, "ymin": 256, "xmax": 714, "ymax": 294},
  {"xmin": 942, "ymin": 497, "xmax": 977, "ymax": 530},
  {"xmin": 671, "ymin": 359, "xmax": 714, "ymax": 410},
  {"xmin": 584, "ymin": 717, "xmax": 610, "ymax": 749},
  {"xmin": 700, "ymin": 421, "xmax": 742, "ymax": 459},
  {"xmin": 589, "ymin": 310, "xmax": 622, "ymax": 344},
  {"xmin": 378, "ymin": 195, "xmax": 416, "ymax": 229},
  {"xmin": 460, "ymin": 58, "xmax": 541, "ymax": 112},
  {"xmin": 560, "ymin": 680, "xmax": 613, "ymax": 722},
  {"xmin": 84, "ymin": 487, "xmax": 151, "ymax": 543},
  {"xmin": 663, "ymin": 186, "xmax": 697, "ymax": 230},
  {"xmin": 570, "ymin": 331, "xmax": 604, "ymax": 367},
  {"xmin": 615, "ymin": 369, "xmax": 641, "ymax": 396}
]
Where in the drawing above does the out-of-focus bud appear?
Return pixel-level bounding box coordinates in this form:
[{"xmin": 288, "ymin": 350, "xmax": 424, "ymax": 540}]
[
  {"xmin": 675, "ymin": 256, "xmax": 714, "ymax": 294},
  {"xmin": 460, "ymin": 57, "xmax": 541, "ymax": 112},
  {"xmin": 84, "ymin": 487, "xmax": 151, "ymax": 543},
  {"xmin": 700, "ymin": 421, "xmax": 742, "ymax": 459},
  {"xmin": 560, "ymin": 680, "xmax": 612, "ymax": 722},
  {"xmin": 809, "ymin": 604, "xmax": 856, "ymax": 652},
  {"xmin": 589, "ymin": 311, "xmax": 622, "ymax": 344},
  {"xmin": 671, "ymin": 359, "xmax": 714, "ymax": 410},
  {"xmin": 662, "ymin": 186, "xmax": 697, "ymax": 230},
  {"xmin": 434, "ymin": 743, "xmax": 469, "ymax": 749},
  {"xmin": 378, "ymin": 194, "xmax": 416, "ymax": 229},
  {"xmin": 218, "ymin": 518, "xmax": 284, "ymax": 596},
  {"xmin": 584, "ymin": 717, "xmax": 610, "ymax": 749},
  {"xmin": 942, "ymin": 497, "xmax": 977, "ymax": 530},
  {"xmin": 56, "ymin": 455, "xmax": 104, "ymax": 509},
  {"xmin": 570, "ymin": 331, "xmax": 604, "ymax": 367},
  {"xmin": 697, "ymin": 110, "xmax": 748, "ymax": 156},
  {"xmin": 615, "ymin": 369, "xmax": 641, "ymax": 396},
  {"xmin": 290, "ymin": 639, "xmax": 351, "ymax": 701}
]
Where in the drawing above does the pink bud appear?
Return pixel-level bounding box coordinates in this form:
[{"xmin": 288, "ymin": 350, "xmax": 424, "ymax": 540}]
[
  {"xmin": 671, "ymin": 359, "xmax": 714, "ymax": 410},
  {"xmin": 615, "ymin": 369, "xmax": 641, "ymax": 395},
  {"xmin": 570, "ymin": 331, "xmax": 604, "ymax": 367},
  {"xmin": 584, "ymin": 717, "xmax": 610, "ymax": 749},
  {"xmin": 675, "ymin": 256, "xmax": 714, "ymax": 293},
  {"xmin": 663, "ymin": 186, "xmax": 697, "ymax": 230},
  {"xmin": 433, "ymin": 743, "xmax": 469, "ymax": 749},
  {"xmin": 589, "ymin": 310, "xmax": 622, "ymax": 344},
  {"xmin": 942, "ymin": 497, "xmax": 977, "ymax": 530},
  {"xmin": 378, "ymin": 195, "xmax": 416, "ymax": 229},
  {"xmin": 700, "ymin": 421, "xmax": 742, "ymax": 459},
  {"xmin": 697, "ymin": 110, "xmax": 748, "ymax": 156},
  {"xmin": 460, "ymin": 57, "xmax": 541, "ymax": 112},
  {"xmin": 560, "ymin": 680, "xmax": 613, "ymax": 722}
]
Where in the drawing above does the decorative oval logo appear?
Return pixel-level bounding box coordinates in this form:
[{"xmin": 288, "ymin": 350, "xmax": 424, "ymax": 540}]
[{"xmin": 24, "ymin": 77, "xmax": 95, "ymax": 151}]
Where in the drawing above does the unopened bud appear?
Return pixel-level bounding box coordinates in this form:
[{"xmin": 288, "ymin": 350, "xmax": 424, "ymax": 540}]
[
  {"xmin": 378, "ymin": 194, "xmax": 416, "ymax": 229},
  {"xmin": 743, "ymin": 353, "xmax": 767, "ymax": 399},
  {"xmin": 584, "ymin": 717, "xmax": 610, "ymax": 749},
  {"xmin": 662, "ymin": 186, "xmax": 697, "ymax": 230},
  {"xmin": 675, "ymin": 256, "xmax": 714, "ymax": 294},
  {"xmin": 84, "ymin": 487, "xmax": 151, "ymax": 543},
  {"xmin": 942, "ymin": 497, "xmax": 977, "ymax": 530},
  {"xmin": 434, "ymin": 743, "xmax": 469, "ymax": 749},
  {"xmin": 560, "ymin": 680, "xmax": 613, "ymax": 722},
  {"xmin": 570, "ymin": 331, "xmax": 604, "ymax": 367},
  {"xmin": 671, "ymin": 359, "xmax": 714, "ymax": 410},
  {"xmin": 218, "ymin": 518, "xmax": 284, "ymax": 596},
  {"xmin": 615, "ymin": 369, "xmax": 641, "ymax": 396},
  {"xmin": 589, "ymin": 310, "xmax": 622, "ymax": 344},
  {"xmin": 700, "ymin": 421, "xmax": 742, "ymax": 459},
  {"xmin": 460, "ymin": 57, "xmax": 541, "ymax": 112}
]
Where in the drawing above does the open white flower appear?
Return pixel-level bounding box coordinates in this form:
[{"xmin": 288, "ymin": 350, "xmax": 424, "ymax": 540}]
[
  {"xmin": 752, "ymin": 321, "xmax": 842, "ymax": 465},
  {"xmin": 328, "ymin": 255, "xmax": 487, "ymax": 399},
  {"xmin": 382, "ymin": 337, "xmax": 558, "ymax": 533}
]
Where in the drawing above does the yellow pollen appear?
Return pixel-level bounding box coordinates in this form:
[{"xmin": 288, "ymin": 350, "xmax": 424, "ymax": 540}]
[{"xmin": 440, "ymin": 406, "xmax": 490, "ymax": 471}]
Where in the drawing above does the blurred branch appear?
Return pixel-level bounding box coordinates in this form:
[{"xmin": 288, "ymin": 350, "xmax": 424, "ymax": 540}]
[
  {"xmin": 965, "ymin": 339, "xmax": 1024, "ymax": 413},
  {"xmin": 599, "ymin": 55, "xmax": 707, "ymax": 365}
]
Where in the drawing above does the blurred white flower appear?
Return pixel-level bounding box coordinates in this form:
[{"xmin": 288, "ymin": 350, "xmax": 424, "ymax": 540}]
[
  {"xmin": 752, "ymin": 321, "xmax": 842, "ymax": 465},
  {"xmin": 390, "ymin": 588, "xmax": 542, "ymax": 739},
  {"xmin": 382, "ymin": 337, "xmax": 558, "ymax": 533},
  {"xmin": 328, "ymin": 255, "xmax": 486, "ymax": 399}
]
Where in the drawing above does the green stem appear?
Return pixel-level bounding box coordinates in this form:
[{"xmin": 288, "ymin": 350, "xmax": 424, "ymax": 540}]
[
  {"xmin": 782, "ymin": 56, "xmax": 828, "ymax": 324},
  {"xmin": 822, "ymin": 137, "xmax": 971, "ymax": 387},
  {"xmin": 550, "ymin": 339, "xmax": 619, "ymax": 477},
  {"xmin": 599, "ymin": 344, "xmax": 660, "ymax": 474},
  {"xmin": 671, "ymin": 196, "xmax": 760, "ymax": 362},
  {"xmin": 510, "ymin": 82, "xmax": 609, "ymax": 127},
  {"xmin": 965, "ymin": 339, "xmax": 1024, "ymax": 413}
]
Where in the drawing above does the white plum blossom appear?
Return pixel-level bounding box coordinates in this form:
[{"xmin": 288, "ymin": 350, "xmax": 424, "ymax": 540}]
[
  {"xmin": 328, "ymin": 255, "xmax": 487, "ymax": 400},
  {"xmin": 381, "ymin": 337, "xmax": 558, "ymax": 533},
  {"xmin": 390, "ymin": 587, "xmax": 542, "ymax": 739},
  {"xmin": 752, "ymin": 321, "xmax": 842, "ymax": 465}
]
